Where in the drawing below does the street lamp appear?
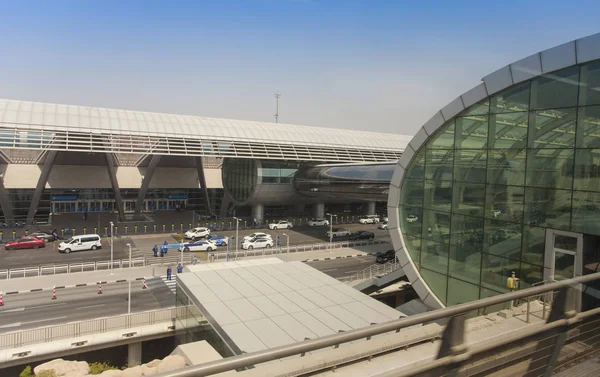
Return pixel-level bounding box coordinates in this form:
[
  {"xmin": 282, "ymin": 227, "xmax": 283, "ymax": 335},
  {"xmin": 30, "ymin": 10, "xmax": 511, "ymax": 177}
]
[
  {"xmin": 282, "ymin": 233, "xmax": 289, "ymax": 261},
  {"xmin": 326, "ymin": 213, "xmax": 337, "ymax": 251},
  {"xmin": 126, "ymin": 243, "xmax": 132, "ymax": 314},
  {"xmin": 180, "ymin": 235, "xmax": 184, "ymax": 267},
  {"xmin": 110, "ymin": 221, "xmax": 114, "ymax": 274},
  {"xmin": 233, "ymin": 216, "xmax": 241, "ymax": 257}
]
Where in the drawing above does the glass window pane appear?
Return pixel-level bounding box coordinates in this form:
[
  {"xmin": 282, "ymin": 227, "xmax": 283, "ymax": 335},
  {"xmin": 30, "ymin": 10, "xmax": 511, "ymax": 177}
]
[
  {"xmin": 460, "ymin": 100, "xmax": 489, "ymax": 116},
  {"xmin": 421, "ymin": 241, "xmax": 449, "ymax": 275},
  {"xmin": 579, "ymin": 61, "xmax": 600, "ymax": 106},
  {"xmin": 521, "ymin": 225, "xmax": 546, "ymax": 266},
  {"xmin": 400, "ymin": 178, "xmax": 424, "ymax": 207},
  {"xmin": 425, "ymin": 149, "xmax": 453, "ymax": 181},
  {"xmin": 526, "ymin": 148, "xmax": 574, "ymax": 190},
  {"xmin": 424, "ymin": 180, "xmax": 453, "ymax": 213},
  {"xmin": 487, "ymin": 149, "xmax": 526, "ymax": 186},
  {"xmin": 571, "ymin": 191, "xmax": 600, "ymax": 236},
  {"xmin": 575, "ymin": 105, "xmax": 600, "ymax": 148},
  {"xmin": 428, "ymin": 122, "xmax": 455, "ymax": 149},
  {"xmin": 524, "ymin": 187, "xmax": 572, "ymax": 229},
  {"xmin": 403, "ymin": 234, "xmax": 422, "ymax": 268},
  {"xmin": 452, "ymin": 182, "xmax": 485, "ymax": 217},
  {"xmin": 528, "ymin": 108, "xmax": 577, "ymax": 148},
  {"xmin": 488, "ymin": 112, "xmax": 529, "ymax": 149},
  {"xmin": 574, "ymin": 149, "xmax": 600, "ymax": 192},
  {"xmin": 406, "ymin": 148, "xmax": 425, "ymax": 179},
  {"xmin": 481, "ymin": 254, "xmax": 518, "ymax": 293},
  {"xmin": 484, "ymin": 219, "xmax": 523, "ymax": 260},
  {"xmin": 485, "ymin": 185, "xmax": 524, "ymax": 223},
  {"xmin": 531, "ymin": 66, "xmax": 579, "ymax": 110},
  {"xmin": 454, "ymin": 150, "xmax": 487, "ymax": 183},
  {"xmin": 449, "ymin": 248, "xmax": 482, "ymax": 285},
  {"xmin": 400, "ymin": 206, "xmax": 423, "ymax": 237},
  {"xmin": 491, "ymin": 82, "xmax": 530, "ymax": 113},
  {"xmin": 520, "ymin": 262, "xmax": 544, "ymax": 288},
  {"xmin": 422, "ymin": 209, "xmax": 451, "ymax": 244},
  {"xmin": 420, "ymin": 268, "xmax": 447, "ymax": 305},
  {"xmin": 450, "ymin": 213, "xmax": 484, "ymax": 247},
  {"xmin": 455, "ymin": 115, "xmax": 488, "ymax": 149},
  {"xmin": 446, "ymin": 278, "xmax": 480, "ymax": 306}
]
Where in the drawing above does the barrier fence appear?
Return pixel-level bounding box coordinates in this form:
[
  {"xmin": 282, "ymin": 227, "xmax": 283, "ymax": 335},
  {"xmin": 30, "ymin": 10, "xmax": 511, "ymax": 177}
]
[{"xmin": 0, "ymin": 240, "xmax": 389, "ymax": 280}]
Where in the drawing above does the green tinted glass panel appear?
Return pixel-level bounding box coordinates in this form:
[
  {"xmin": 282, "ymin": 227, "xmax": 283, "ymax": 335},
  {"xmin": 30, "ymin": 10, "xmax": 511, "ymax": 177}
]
[
  {"xmin": 528, "ymin": 108, "xmax": 577, "ymax": 148},
  {"xmin": 519, "ymin": 262, "xmax": 544, "ymax": 288},
  {"xmin": 531, "ymin": 66, "xmax": 579, "ymax": 110},
  {"xmin": 420, "ymin": 241, "xmax": 449, "ymax": 275},
  {"xmin": 400, "ymin": 178, "xmax": 424, "ymax": 207},
  {"xmin": 573, "ymin": 149, "xmax": 600, "ymax": 192},
  {"xmin": 487, "ymin": 149, "xmax": 526, "ymax": 186},
  {"xmin": 421, "ymin": 209, "xmax": 451, "ymax": 244},
  {"xmin": 406, "ymin": 148, "xmax": 425, "ymax": 179},
  {"xmin": 425, "ymin": 149, "xmax": 453, "ymax": 181},
  {"xmin": 420, "ymin": 268, "xmax": 447, "ymax": 305},
  {"xmin": 484, "ymin": 185, "xmax": 524, "ymax": 223},
  {"xmin": 424, "ymin": 180, "xmax": 453, "ymax": 213},
  {"xmin": 460, "ymin": 100, "xmax": 489, "ymax": 116},
  {"xmin": 491, "ymin": 82, "xmax": 530, "ymax": 113},
  {"xmin": 403, "ymin": 234, "xmax": 422, "ymax": 267},
  {"xmin": 575, "ymin": 106, "xmax": 600, "ymax": 148},
  {"xmin": 446, "ymin": 278, "xmax": 481, "ymax": 306},
  {"xmin": 524, "ymin": 187, "xmax": 572, "ymax": 229},
  {"xmin": 452, "ymin": 182, "xmax": 485, "ymax": 217},
  {"xmin": 579, "ymin": 61, "xmax": 600, "ymax": 106},
  {"xmin": 526, "ymin": 148, "xmax": 574, "ymax": 190},
  {"xmin": 488, "ymin": 112, "xmax": 529, "ymax": 149},
  {"xmin": 449, "ymin": 247, "xmax": 482, "ymax": 285},
  {"xmin": 481, "ymin": 253, "xmax": 518, "ymax": 293},
  {"xmin": 450, "ymin": 213, "xmax": 484, "ymax": 247},
  {"xmin": 571, "ymin": 191, "xmax": 600, "ymax": 236},
  {"xmin": 400, "ymin": 206, "xmax": 422, "ymax": 237},
  {"xmin": 428, "ymin": 122, "xmax": 455, "ymax": 149},
  {"xmin": 484, "ymin": 219, "xmax": 522, "ymax": 260},
  {"xmin": 521, "ymin": 225, "xmax": 547, "ymax": 267},
  {"xmin": 454, "ymin": 150, "xmax": 487, "ymax": 183},
  {"xmin": 455, "ymin": 116, "xmax": 488, "ymax": 149}
]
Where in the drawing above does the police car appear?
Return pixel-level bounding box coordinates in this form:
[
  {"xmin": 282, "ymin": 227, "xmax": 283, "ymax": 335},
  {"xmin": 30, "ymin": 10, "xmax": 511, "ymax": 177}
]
[
  {"xmin": 179, "ymin": 240, "xmax": 216, "ymax": 252},
  {"xmin": 207, "ymin": 234, "xmax": 229, "ymax": 246}
]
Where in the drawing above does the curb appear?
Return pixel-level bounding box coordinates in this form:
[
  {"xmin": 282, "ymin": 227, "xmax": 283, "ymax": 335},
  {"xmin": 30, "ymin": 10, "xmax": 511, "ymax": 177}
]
[
  {"xmin": 301, "ymin": 252, "xmax": 378, "ymax": 263},
  {"xmin": 4, "ymin": 277, "xmax": 146, "ymax": 295}
]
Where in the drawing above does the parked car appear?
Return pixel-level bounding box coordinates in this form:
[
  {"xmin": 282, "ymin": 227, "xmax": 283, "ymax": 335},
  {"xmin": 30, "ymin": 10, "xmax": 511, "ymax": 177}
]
[
  {"xmin": 383, "ymin": 217, "xmax": 389, "ymax": 222},
  {"xmin": 308, "ymin": 218, "xmax": 329, "ymax": 227},
  {"xmin": 29, "ymin": 231, "xmax": 56, "ymax": 242},
  {"xmin": 5, "ymin": 236, "xmax": 46, "ymax": 250},
  {"xmin": 376, "ymin": 250, "xmax": 397, "ymax": 264},
  {"xmin": 179, "ymin": 240, "xmax": 216, "ymax": 252},
  {"xmin": 242, "ymin": 237, "xmax": 274, "ymax": 250},
  {"xmin": 350, "ymin": 231, "xmax": 375, "ymax": 240},
  {"xmin": 243, "ymin": 232, "xmax": 272, "ymax": 242},
  {"xmin": 58, "ymin": 234, "xmax": 102, "ymax": 254},
  {"xmin": 358, "ymin": 215, "xmax": 380, "ymax": 224},
  {"xmin": 326, "ymin": 228, "xmax": 352, "ymax": 238},
  {"xmin": 378, "ymin": 221, "xmax": 389, "ymax": 230},
  {"xmin": 207, "ymin": 234, "xmax": 229, "ymax": 246},
  {"xmin": 269, "ymin": 220, "xmax": 293, "ymax": 230},
  {"xmin": 406, "ymin": 214, "xmax": 419, "ymax": 223},
  {"xmin": 184, "ymin": 227, "xmax": 210, "ymax": 240}
]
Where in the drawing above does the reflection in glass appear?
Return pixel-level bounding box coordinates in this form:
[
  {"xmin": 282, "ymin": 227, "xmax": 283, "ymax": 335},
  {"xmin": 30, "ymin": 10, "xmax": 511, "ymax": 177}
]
[
  {"xmin": 491, "ymin": 82, "xmax": 530, "ymax": 113},
  {"xmin": 452, "ymin": 182, "xmax": 485, "ymax": 217},
  {"xmin": 400, "ymin": 179, "xmax": 424, "ymax": 208},
  {"xmin": 425, "ymin": 149, "xmax": 453, "ymax": 180},
  {"xmin": 420, "ymin": 268, "xmax": 448, "ymax": 305},
  {"xmin": 528, "ymin": 108, "xmax": 577, "ymax": 148},
  {"xmin": 421, "ymin": 241, "xmax": 449, "ymax": 275},
  {"xmin": 488, "ymin": 112, "xmax": 528, "ymax": 149},
  {"xmin": 455, "ymin": 116, "xmax": 488, "ymax": 149},
  {"xmin": 484, "ymin": 185, "xmax": 524, "ymax": 223},
  {"xmin": 446, "ymin": 278, "xmax": 480, "ymax": 306},
  {"xmin": 421, "ymin": 209, "xmax": 451, "ymax": 243},
  {"xmin": 481, "ymin": 254, "xmax": 517, "ymax": 293},
  {"xmin": 454, "ymin": 150, "xmax": 487, "ymax": 183},
  {"xmin": 460, "ymin": 100, "xmax": 489, "ymax": 116},
  {"xmin": 400, "ymin": 206, "xmax": 423, "ymax": 237},
  {"xmin": 524, "ymin": 187, "xmax": 572, "ymax": 229},
  {"xmin": 571, "ymin": 191, "xmax": 600, "ymax": 236},
  {"xmin": 424, "ymin": 180, "xmax": 453, "ymax": 213},
  {"xmin": 526, "ymin": 148, "xmax": 574, "ymax": 190},
  {"xmin": 519, "ymin": 262, "xmax": 544, "ymax": 288},
  {"xmin": 579, "ymin": 61, "xmax": 600, "ymax": 106},
  {"xmin": 531, "ymin": 66, "xmax": 579, "ymax": 110},
  {"xmin": 428, "ymin": 122, "xmax": 455, "ymax": 149},
  {"xmin": 403, "ymin": 234, "xmax": 422, "ymax": 267},
  {"xmin": 573, "ymin": 149, "xmax": 600, "ymax": 192},
  {"xmin": 575, "ymin": 106, "xmax": 600, "ymax": 148},
  {"xmin": 521, "ymin": 226, "xmax": 546, "ymax": 266},
  {"xmin": 484, "ymin": 218, "xmax": 522, "ymax": 260},
  {"xmin": 487, "ymin": 149, "xmax": 526, "ymax": 186}
]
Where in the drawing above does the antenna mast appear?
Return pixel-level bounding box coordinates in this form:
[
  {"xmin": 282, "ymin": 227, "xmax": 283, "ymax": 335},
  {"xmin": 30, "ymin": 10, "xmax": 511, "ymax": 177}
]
[{"xmin": 274, "ymin": 92, "xmax": 281, "ymax": 123}]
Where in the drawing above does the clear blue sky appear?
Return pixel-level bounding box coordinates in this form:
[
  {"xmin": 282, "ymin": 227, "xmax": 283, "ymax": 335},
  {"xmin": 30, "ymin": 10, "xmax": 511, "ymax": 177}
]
[{"xmin": 0, "ymin": 0, "xmax": 598, "ymax": 135}]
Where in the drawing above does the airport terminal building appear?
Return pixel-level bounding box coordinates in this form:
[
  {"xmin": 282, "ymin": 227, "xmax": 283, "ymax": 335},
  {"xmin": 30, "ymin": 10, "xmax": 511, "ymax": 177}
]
[{"xmin": 389, "ymin": 33, "xmax": 600, "ymax": 309}]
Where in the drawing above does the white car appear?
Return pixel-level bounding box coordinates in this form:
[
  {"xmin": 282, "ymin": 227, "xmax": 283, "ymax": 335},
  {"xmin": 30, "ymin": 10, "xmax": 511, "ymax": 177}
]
[
  {"xmin": 184, "ymin": 227, "xmax": 210, "ymax": 240},
  {"xmin": 383, "ymin": 217, "xmax": 389, "ymax": 222},
  {"xmin": 308, "ymin": 218, "xmax": 329, "ymax": 227},
  {"xmin": 378, "ymin": 222, "xmax": 389, "ymax": 230},
  {"xmin": 406, "ymin": 215, "xmax": 419, "ymax": 223},
  {"xmin": 269, "ymin": 220, "xmax": 293, "ymax": 230},
  {"xmin": 358, "ymin": 215, "xmax": 380, "ymax": 224},
  {"xmin": 243, "ymin": 232, "xmax": 272, "ymax": 242},
  {"xmin": 242, "ymin": 237, "xmax": 274, "ymax": 250},
  {"xmin": 179, "ymin": 240, "xmax": 216, "ymax": 252},
  {"xmin": 327, "ymin": 228, "xmax": 352, "ymax": 238}
]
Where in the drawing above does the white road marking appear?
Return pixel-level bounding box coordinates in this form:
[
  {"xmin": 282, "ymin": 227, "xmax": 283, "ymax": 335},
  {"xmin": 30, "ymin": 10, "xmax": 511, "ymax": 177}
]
[
  {"xmin": 30, "ymin": 303, "xmax": 66, "ymax": 309},
  {"xmin": 345, "ymin": 270, "xmax": 360, "ymax": 274},
  {"xmin": 321, "ymin": 268, "xmax": 338, "ymax": 272},
  {"xmin": 0, "ymin": 307, "xmax": 25, "ymax": 313},
  {"xmin": 22, "ymin": 316, "xmax": 68, "ymax": 325},
  {"xmin": 0, "ymin": 322, "xmax": 21, "ymax": 329},
  {"xmin": 76, "ymin": 304, "xmax": 106, "ymax": 310}
]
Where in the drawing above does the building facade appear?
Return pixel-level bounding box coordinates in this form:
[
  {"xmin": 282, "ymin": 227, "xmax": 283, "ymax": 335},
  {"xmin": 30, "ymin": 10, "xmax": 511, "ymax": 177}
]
[{"xmin": 389, "ymin": 33, "xmax": 600, "ymax": 309}]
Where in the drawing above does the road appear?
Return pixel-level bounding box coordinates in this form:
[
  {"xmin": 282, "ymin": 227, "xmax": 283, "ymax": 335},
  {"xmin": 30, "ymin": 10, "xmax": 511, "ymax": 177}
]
[
  {"xmin": 0, "ymin": 223, "xmax": 390, "ymax": 269},
  {"xmin": 307, "ymin": 255, "xmax": 379, "ymax": 279}
]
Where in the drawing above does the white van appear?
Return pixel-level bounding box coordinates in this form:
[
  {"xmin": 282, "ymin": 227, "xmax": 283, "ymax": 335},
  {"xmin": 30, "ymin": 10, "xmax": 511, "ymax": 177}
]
[
  {"xmin": 359, "ymin": 215, "xmax": 380, "ymax": 224},
  {"xmin": 58, "ymin": 234, "xmax": 102, "ymax": 254}
]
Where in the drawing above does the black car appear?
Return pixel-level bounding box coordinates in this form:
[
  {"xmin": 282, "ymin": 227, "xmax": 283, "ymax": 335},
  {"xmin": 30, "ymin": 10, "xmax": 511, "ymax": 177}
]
[
  {"xmin": 350, "ymin": 231, "xmax": 375, "ymax": 241},
  {"xmin": 376, "ymin": 250, "xmax": 396, "ymax": 264}
]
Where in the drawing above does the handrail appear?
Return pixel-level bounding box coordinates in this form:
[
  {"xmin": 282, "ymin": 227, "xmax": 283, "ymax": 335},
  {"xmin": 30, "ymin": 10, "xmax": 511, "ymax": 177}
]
[
  {"xmin": 151, "ymin": 271, "xmax": 600, "ymax": 377},
  {"xmin": 339, "ymin": 259, "xmax": 400, "ymax": 286}
]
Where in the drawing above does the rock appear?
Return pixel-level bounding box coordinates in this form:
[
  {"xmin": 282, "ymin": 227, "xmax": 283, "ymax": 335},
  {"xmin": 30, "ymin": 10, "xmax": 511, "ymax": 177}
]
[
  {"xmin": 141, "ymin": 364, "xmax": 157, "ymax": 376},
  {"xmin": 121, "ymin": 365, "xmax": 143, "ymax": 377},
  {"xmin": 98, "ymin": 370, "xmax": 123, "ymax": 377},
  {"xmin": 34, "ymin": 359, "xmax": 90, "ymax": 376},
  {"xmin": 156, "ymin": 355, "xmax": 186, "ymax": 373},
  {"xmin": 146, "ymin": 359, "xmax": 161, "ymax": 368}
]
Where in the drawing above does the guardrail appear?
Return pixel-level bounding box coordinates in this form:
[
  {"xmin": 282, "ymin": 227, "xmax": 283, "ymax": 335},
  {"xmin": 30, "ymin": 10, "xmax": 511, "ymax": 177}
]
[
  {"xmin": 153, "ymin": 272, "xmax": 600, "ymax": 377},
  {"xmin": 338, "ymin": 259, "xmax": 400, "ymax": 286},
  {"xmin": 0, "ymin": 307, "xmax": 193, "ymax": 350},
  {"xmin": 0, "ymin": 240, "xmax": 389, "ymax": 280}
]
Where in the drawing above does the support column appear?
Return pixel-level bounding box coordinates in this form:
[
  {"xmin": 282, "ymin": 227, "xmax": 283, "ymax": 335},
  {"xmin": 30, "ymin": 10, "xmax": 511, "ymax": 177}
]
[
  {"xmin": 128, "ymin": 342, "xmax": 142, "ymax": 367},
  {"xmin": 0, "ymin": 176, "xmax": 14, "ymax": 222},
  {"xmin": 27, "ymin": 150, "xmax": 58, "ymax": 224},
  {"xmin": 105, "ymin": 154, "xmax": 125, "ymax": 222},
  {"xmin": 219, "ymin": 192, "xmax": 232, "ymax": 220},
  {"xmin": 195, "ymin": 157, "xmax": 213, "ymax": 216},
  {"xmin": 364, "ymin": 201, "xmax": 376, "ymax": 215},
  {"xmin": 252, "ymin": 204, "xmax": 264, "ymax": 222},
  {"xmin": 313, "ymin": 203, "xmax": 325, "ymax": 219},
  {"xmin": 134, "ymin": 155, "xmax": 161, "ymax": 219}
]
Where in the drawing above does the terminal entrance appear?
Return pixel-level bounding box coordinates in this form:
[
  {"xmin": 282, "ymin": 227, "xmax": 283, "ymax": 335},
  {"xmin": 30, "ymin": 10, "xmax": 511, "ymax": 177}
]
[
  {"xmin": 52, "ymin": 200, "xmax": 116, "ymax": 213},
  {"xmin": 544, "ymin": 229, "xmax": 583, "ymax": 311}
]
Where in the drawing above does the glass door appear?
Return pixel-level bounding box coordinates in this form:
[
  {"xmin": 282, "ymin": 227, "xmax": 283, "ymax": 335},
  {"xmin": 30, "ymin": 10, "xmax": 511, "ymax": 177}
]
[
  {"xmin": 544, "ymin": 229, "xmax": 583, "ymax": 310},
  {"xmin": 123, "ymin": 200, "xmax": 136, "ymax": 213}
]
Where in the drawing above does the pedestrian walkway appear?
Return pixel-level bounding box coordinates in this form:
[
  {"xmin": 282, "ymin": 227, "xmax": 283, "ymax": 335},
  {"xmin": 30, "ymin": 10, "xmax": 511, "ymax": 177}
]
[{"xmin": 159, "ymin": 275, "xmax": 177, "ymax": 295}]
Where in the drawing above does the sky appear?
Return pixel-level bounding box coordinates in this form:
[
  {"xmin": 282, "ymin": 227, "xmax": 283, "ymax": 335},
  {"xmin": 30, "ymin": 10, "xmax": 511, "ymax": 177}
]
[{"xmin": 0, "ymin": 1, "xmax": 598, "ymax": 136}]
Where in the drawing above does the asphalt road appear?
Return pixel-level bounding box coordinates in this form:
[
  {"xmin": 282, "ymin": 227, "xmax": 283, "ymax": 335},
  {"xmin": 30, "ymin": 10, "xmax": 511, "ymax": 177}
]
[
  {"xmin": 307, "ymin": 255, "xmax": 379, "ymax": 279},
  {"xmin": 0, "ymin": 223, "xmax": 390, "ymax": 269}
]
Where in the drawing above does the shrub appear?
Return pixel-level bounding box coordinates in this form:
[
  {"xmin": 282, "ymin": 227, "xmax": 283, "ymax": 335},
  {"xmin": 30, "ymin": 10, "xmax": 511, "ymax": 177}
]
[
  {"xmin": 36, "ymin": 370, "xmax": 57, "ymax": 377},
  {"xmin": 89, "ymin": 362, "xmax": 119, "ymax": 375},
  {"xmin": 19, "ymin": 366, "xmax": 33, "ymax": 377}
]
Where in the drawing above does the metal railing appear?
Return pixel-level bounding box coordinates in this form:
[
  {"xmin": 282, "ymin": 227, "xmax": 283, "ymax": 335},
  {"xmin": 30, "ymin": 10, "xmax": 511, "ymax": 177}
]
[
  {"xmin": 337, "ymin": 259, "xmax": 401, "ymax": 286},
  {"xmin": 0, "ymin": 307, "xmax": 193, "ymax": 350},
  {"xmin": 152, "ymin": 272, "xmax": 600, "ymax": 377},
  {"xmin": 0, "ymin": 258, "xmax": 147, "ymax": 280}
]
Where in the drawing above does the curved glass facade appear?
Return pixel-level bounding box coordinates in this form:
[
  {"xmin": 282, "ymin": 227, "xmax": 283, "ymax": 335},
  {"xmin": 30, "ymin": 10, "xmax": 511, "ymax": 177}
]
[
  {"xmin": 398, "ymin": 59, "xmax": 600, "ymax": 306},
  {"xmin": 222, "ymin": 158, "xmax": 258, "ymax": 203}
]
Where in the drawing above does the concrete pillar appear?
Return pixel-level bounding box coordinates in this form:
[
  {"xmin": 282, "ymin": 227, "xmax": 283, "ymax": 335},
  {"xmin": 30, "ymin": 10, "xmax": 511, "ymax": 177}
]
[
  {"xmin": 294, "ymin": 203, "xmax": 305, "ymax": 215},
  {"xmin": 313, "ymin": 203, "xmax": 325, "ymax": 219},
  {"xmin": 128, "ymin": 342, "xmax": 142, "ymax": 367},
  {"xmin": 364, "ymin": 201, "xmax": 376, "ymax": 215},
  {"xmin": 252, "ymin": 204, "xmax": 264, "ymax": 222}
]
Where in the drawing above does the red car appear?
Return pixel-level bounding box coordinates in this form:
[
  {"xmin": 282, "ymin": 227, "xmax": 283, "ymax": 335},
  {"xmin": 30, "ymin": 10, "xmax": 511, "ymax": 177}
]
[{"xmin": 5, "ymin": 236, "xmax": 46, "ymax": 250}]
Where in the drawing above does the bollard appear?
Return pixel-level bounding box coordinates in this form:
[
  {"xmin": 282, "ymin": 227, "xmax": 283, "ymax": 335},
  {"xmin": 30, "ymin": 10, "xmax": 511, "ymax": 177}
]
[
  {"xmin": 180, "ymin": 223, "xmax": 183, "ymax": 232},
  {"xmin": 72, "ymin": 228, "xmax": 76, "ymax": 236},
  {"xmin": 145, "ymin": 224, "xmax": 147, "ymax": 233},
  {"xmin": 61, "ymin": 229, "xmax": 65, "ymax": 238},
  {"xmin": 12, "ymin": 230, "xmax": 16, "ymax": 240},
  {"xmin": 221, "ymin": 221, "xmax": 224, "ymax": 230},
  {"xmin": 0, "ymin": 231, "xmax": 3, "ymax": 242},
  {"xmin": 162, "ymin": 224, "xmax": 165, "ymax": 232},
  {"xmin": 229, "ymin": 221, "xmax": 232, "ymax": 229},
  {"xmin": 153, "ymin": 224, "xmax": 156, "ymax": 232},
  {"xmin": 51, "ymin": 287, "xmax": 57, "ymax": 300},
  {"xmin": 171, "ymin": 223, "xmax": 174, "ymax": 232},
  {"xmin": 125, "ymin": 225, "xmax": 128, "ymax": 234},
  {"xmin": 25, "ymin": 229, "xmax": 29, "ymax": 236},
  {"xmin": 135, "ymin": 225, "xmax": 138, "ymax": 233},
  {"xmin": 244, "ymin": 220, "xmax": 247, "ymax": 228},
  {"xmin": 115, "ymin": 226, "xmax": 118, "ymax": 234},
  {"xmin": 104, "ymin": 226, "xmax": 107, "ymax": 235},
  {"xmin": 189, "ymin": 223, "xmax": 191, "ymax": 230},
  {"xmin": 83, "ymin": 227, "xmax": 87, "ymax": 235},
  {"xmin": 94, "ymin": 227, "xmax": 97, "ymax": 234}
]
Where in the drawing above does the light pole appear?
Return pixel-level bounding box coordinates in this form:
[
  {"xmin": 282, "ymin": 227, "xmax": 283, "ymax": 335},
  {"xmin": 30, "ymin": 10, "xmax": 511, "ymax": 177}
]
[
  {"xmin": 126, "ymin": 243, "xmax": 132, "ymax": 314},
  {"xmin": 282, "ymin": 233, "xmax": 289, "ymax": 261},
  {"xmin": 110, "ymin": 221, "xmax": 114, "ymax": 274},
  {"xmin": 233, "ymin": 216, "xmax": 241, "ymax": 257},
  {"xmin": 180, "ymin": 235, "xmax": 184, "ymax": 267},
  {"xmin": 326, "ymin": 213, "xmax": 337, "ymax": 251}
]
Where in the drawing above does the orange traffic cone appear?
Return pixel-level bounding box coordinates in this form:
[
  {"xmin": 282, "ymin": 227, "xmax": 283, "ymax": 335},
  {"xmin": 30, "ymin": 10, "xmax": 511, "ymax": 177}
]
[
  {"xmin": 51, "ymin": 287, "xmax": 57, "ymax": 300},
  {"xmin": 97, "ymin": 283, "xmax": 103, "ymax": 294},
  {"xmin": 142, "ymin": 277, "xmax": 147, "ymax": 289},
  {"xmin": 0, "ymin": 291, "xmax": 4, "ymax": 306}
]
